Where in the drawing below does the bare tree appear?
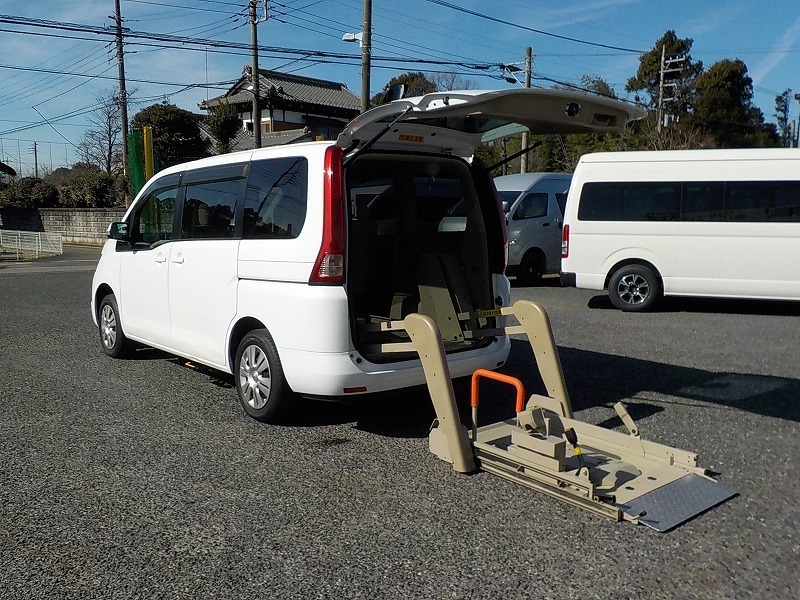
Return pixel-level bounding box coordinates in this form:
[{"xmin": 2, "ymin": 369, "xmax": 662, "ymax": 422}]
[
  {"xmin": 431, "ymin": 72, "xmax": 479, "ymax": 92},
  {"xmin": 77, "ymin": 90, "xmax": 126, "ymax": 174},
  {"xmin": 637, "ymin": 113, "xmax": 707, "ymax": 150}
]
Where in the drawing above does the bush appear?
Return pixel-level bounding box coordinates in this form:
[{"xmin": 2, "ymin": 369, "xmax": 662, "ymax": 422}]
[
  {"xmin": 58, "ymin": 167, "xmax": 122, "ymax": 208},
  {"xmin": 0, "ymin": 177, "xmax": 59, "ymax": 208}
]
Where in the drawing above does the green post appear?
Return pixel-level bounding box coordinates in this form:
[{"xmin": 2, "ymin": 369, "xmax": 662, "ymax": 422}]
[{"xmin": 127, "ymin": 131, "xmax": 146, "ymax": 199}]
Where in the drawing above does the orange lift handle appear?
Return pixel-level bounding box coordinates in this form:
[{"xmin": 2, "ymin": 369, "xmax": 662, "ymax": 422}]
[{"xmin": 470, "ymin": 369, "xmax": 527, "ymax": 413}]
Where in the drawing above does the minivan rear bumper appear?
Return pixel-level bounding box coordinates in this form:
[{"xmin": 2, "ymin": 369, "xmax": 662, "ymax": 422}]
[{"xmin": 279, "ymin": 336, "xmax": 511, "ymax": 398}]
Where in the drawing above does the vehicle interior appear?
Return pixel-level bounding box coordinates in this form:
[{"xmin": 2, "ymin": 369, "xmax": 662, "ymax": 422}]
[{"xmin": 345, "ymin": 152, "xmax": 497, "ymax": 362}]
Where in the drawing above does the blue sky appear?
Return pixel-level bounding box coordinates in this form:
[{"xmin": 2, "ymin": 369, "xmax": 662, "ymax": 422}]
[{"xmin": 2, "ymin": 0, "xmax": 800, "ymax": 176}]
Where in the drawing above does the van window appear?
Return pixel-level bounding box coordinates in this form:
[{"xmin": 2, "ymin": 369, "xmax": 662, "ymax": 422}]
[
  {"xmin": 181, "ymin": 178, "xmax": 240, "ymax": 239},
  {"xmin": 555, "ymin": 192, "xmax": 568, "ymax": 215},
  {"xmin": 681, "ymin": 183, "xmax": 725, "ymax": 222},
  {"xmin": 498, "ymin": 191, "xmax": 520, "ymax": 214},
  {"xmin": 131, "ymin": 176, "xmax": 179, "ymax": 247},
  {"xmin": 578, "ymin": 180, "xmax": 800, "ymax": 223},
  {"xmin": 578, "ymin": 182, "xmax": 681, "ymax": 222},
  {"xmin": 513, "ymin": 192, "xmax": 548, "ymax": 219},
  {"xmin": 414, "ymin": 177, "xmax": 465, "ymax": 229},
  {"xmin": 725, "ymin": 181, "xmax": 800, "ymax": 223},
  {"xmin": 243, "ymin": 157, "xmax": 308, "ymax": 239}
]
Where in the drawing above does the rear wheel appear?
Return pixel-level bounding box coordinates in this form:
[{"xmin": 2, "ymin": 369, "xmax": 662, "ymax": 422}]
[
  {"xmin": 98, "ymin": 294, "xmax": 132, "ymax": 358},
  {"xmin": 235, "ymin": 329, "xmax": 289, "ymax": 423},
  {"xmin": 608, "ymin": 265, "xmax": 661, "ymax": 312},
  {"xmin": 517, "ymin": 250, "xmax": 544, "ymax": 286}
]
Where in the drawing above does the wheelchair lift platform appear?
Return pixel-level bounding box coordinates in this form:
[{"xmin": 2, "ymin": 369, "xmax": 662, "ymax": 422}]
[{"xmin": 380, "ymin": 300, "xmax": 735, "ymax": 532}]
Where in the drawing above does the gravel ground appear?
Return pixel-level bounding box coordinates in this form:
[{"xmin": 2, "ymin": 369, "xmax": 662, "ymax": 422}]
[{"xmin": 1, "ymin": 264, "xmax": 798, "ymax": 599}]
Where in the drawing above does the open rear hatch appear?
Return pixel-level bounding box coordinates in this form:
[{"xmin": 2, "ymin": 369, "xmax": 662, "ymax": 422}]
[{"xmin": 338, "ymin": 89, "xmax": 644, "ymax": 362}]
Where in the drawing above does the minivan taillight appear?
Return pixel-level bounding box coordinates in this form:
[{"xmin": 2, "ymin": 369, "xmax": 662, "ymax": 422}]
[
  {"xmin": 561, "ymin": 224, "xmax": 570, "ymax": 258},
  {"xmin": 310, "ymin": 145, "xmax": 345, "ymax": 284}
]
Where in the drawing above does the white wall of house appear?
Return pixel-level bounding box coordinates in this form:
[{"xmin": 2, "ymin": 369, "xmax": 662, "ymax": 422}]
[{"xmin": 242, "ymin": 109, "xmax": 308, "ymax": 133}]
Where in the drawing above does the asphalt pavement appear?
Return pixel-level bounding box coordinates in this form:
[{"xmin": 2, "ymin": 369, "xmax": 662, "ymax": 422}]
[{"xmin": 1, "ymin": 264, "xmax": 798, "ymax": 599}]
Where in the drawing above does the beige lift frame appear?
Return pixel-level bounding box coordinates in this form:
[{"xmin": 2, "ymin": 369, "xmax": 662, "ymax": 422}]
[{"xmin": 373, "ymin": 300, "xmax": 734, "ymax": 532}]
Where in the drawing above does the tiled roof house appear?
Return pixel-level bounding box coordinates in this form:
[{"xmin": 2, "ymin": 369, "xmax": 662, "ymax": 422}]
[{"xmin": 199, "ymin": 66, "xmax": 360, "ymax": 151}]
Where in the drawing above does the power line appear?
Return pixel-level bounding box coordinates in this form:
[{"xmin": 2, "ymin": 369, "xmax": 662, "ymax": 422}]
[
  {"xmin": 0, "ymin": 63, "xmax": 236, "ymax": 90},
  {"xmin": 0, "ymin": 16, "xmax": 503, "ymax": 71}
]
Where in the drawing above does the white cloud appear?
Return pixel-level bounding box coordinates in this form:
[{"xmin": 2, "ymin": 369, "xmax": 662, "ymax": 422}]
[{"xmin": 751, "ymin": 13, "xmax": 800, "ymax": 84}]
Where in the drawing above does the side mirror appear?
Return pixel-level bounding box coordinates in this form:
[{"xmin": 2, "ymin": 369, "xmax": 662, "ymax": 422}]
[
  {"xmin": 380, "ymin": 83, "xmax": 406, "ymax": 105},
  {"xmin": 108, "ymin": 222, "xmax": 129, "ymax": 241},
  {"xmin": 501, "ymin": 200, "xmax": 511, "ymax": 213}
]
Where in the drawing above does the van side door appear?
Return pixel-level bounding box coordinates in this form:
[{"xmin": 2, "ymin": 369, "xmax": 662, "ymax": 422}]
[
  {"xmin": 509, "ymin": 191, "xmax": 550, "ymax": 257},
  {"xmin": 677, "ymin": 182, "xmax": 724, "ymax": 295},
  {"xmin": 118, "ymin": 173, "xmax": 180, "ymax": 347},
  {"xmin": 167, "ymin": 163, "xmax": 248, "ymax": 369}
]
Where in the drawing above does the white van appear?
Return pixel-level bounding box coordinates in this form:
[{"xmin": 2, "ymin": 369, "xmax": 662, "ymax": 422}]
[
  {"xmin": 561, "ymin": 149, "xmax": 800, "ymax": 311},
  {"xmin": 92, "ymin": 89, "xmax": 642, "ymax": 421},
  {"xmin": 494, "ymin": 172, "xmax": 572, "ymax": 285}
]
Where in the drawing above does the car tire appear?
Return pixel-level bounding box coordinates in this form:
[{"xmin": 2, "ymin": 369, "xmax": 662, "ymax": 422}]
[
  {"xmin": 608, "ymin": 265, "xmax": 661, "ymax": 312},
  {"xmin": 517, "ymin": 250, "xmax": 544, "ymax": 286},
  {"xmin": 98, "ymin": 294, "xmax": 132, "ymax": 358},
  {"xmin": 235, "ymin": 329, "xmax": 289, "ymax": 423}
]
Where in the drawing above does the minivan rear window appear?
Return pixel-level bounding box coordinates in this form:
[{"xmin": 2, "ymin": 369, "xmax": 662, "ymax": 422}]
[{"xmin": 243, "ymin": 157, "xmax": 308, "ymax": 239}]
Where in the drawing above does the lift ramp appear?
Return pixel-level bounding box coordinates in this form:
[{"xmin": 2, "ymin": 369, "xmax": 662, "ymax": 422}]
[{"xmin": 380, "ymin": 300, "xmax": 735, "ymax": 532}]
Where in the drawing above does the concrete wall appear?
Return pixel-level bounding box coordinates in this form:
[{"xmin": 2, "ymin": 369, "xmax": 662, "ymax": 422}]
[
  {"xmin": 39, "ymin": 208, "xmax": 126, "ymax": 246},
  {"xmin": 0, "ymin": 208, "xmax": 126, "ymax": 246}
]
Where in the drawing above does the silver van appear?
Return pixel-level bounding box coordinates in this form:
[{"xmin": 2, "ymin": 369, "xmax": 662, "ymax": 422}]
[{"xmin": 495, "ymin": 173, "xmax": 572, "ymax": 285}]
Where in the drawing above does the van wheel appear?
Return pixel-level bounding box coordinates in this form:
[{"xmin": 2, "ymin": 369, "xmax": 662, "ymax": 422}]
[
  {"xmin": 517, "ymin": 251, "xmax": 544, "ymax": 286},
  {"xmin": 235, "ymin": 329, "xmax": 288, "ymax": 423},
  {"xmin": 99, "ymin": 294, "xmax": 132, "ymax": 358},
  {"xmin": 609, "ymin": 265, "xmax": 661, "ymax": 312}
]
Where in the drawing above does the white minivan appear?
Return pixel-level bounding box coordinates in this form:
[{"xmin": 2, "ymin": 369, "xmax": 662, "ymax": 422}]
[
  {"xmin": 92, "ymin": 89, "xmax": 642, "ymax": 421},
  {"xmin": 495, "ymin": 172, "xmax": 572, "ymax": 285}
]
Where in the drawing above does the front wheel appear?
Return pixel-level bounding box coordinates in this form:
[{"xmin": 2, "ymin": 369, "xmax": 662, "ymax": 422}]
[
  {"xmin": 235, "ymin": 329, "xmax": 289, "ymax": 423},
  {"xmin": 98, "ymin": 294, "xmax": 132, "ymax": 358},
  {"xmin": 608, "ymin": 265, "xmax": 661, "ymax": 312}
]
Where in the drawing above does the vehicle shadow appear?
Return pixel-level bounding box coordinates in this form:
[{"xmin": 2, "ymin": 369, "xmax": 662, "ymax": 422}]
[
  {"xmin": 588, "ymin": 293, "xmax": 800, "ymax": 316},
  {"xmin": 509, "ymin": 274, "xmax": 563, "ymax": 289},
  {"xmin": 503, "ymin": 340, "xmax": 800, "ymax": 424},
  {"xmin": 351, "ymin": 338, "xmax": 800, "ymax": 437},
  {"xmin": 156, "ymin": 338, "xmax": 800, "ymax": 436}
]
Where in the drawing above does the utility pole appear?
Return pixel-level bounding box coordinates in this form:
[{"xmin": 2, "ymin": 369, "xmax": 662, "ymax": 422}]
[
  {"xmin": 113, "ymin": 0, "xmax": 128, "ymax": 181},
  {"xmin": 520, "ymin": 47, "xmax": 532, "ymax": 173},
  {"xmin": 250, "ymin": 1, "xmax": 262, "ymax": 148},
  {"xmin": 360, "ymin": 0, "xmax": 372, "ymax": 113},
  {"xmin": 31, "ymin": 142, "xmax": 38, "ymax": 178},
  {"xmin": 657, "ymin": 46, "xmax": 665, "ymax": 133},
  {"xmin": 794, "ymin": 93, "xmax": 800, "ymax": 148},
  {"xmin": 657, "ymin": 47, "xmax": 686, "ymax": 132}
]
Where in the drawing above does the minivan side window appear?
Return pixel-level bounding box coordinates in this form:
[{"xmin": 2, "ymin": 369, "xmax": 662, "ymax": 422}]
[
  {"xmin": 513, "ymin": 192, "xmax": 548, "ymax": 220},
  {"xmin": 181, "ymin": 164, "xmax": 246, "ymax": 239},
  {"xmin": 130, "ymin": 177, "xmax": 179, "ymax": 248},
  {"xmin": 243, "ymin": 157, "xmax": 308, "ymax": 239}
]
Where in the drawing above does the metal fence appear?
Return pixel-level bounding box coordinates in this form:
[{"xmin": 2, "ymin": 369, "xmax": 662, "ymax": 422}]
[{"xmin": 0, "ymin": 230, "xmax": 63, "ymax": 259}]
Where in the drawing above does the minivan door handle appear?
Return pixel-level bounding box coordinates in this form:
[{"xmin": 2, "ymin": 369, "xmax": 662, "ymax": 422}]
[
  {"xmin": 154, "ymin": 253, "xmax": 167, "ymax": 264},
  {"xmin": 171, "ymin": 253, "xmax": 185, "ymax": 265},
  {"xmin": 542, "ymin": 222, "xmax": 551, "ymax": 227}
]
